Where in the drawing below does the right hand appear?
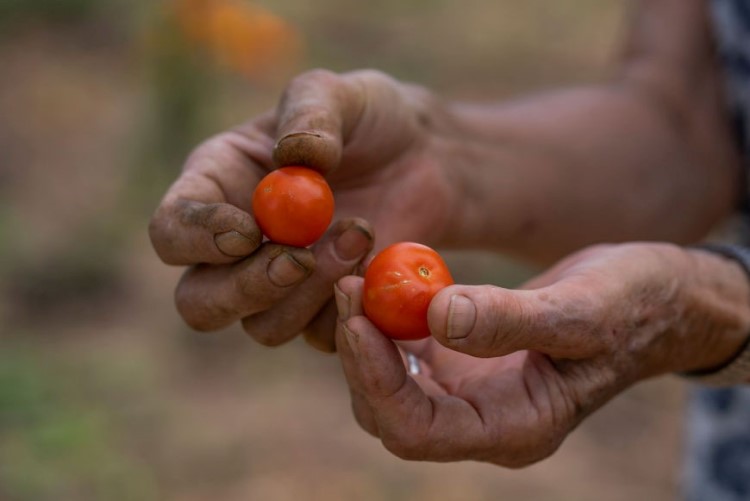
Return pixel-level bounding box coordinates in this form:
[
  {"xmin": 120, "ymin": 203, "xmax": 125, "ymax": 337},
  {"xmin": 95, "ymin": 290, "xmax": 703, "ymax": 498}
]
[
  {"xmin": 149, "ymin": 69, "xmax": 463, "ymax": 351},
  {"xmin": 334, "ymin": 242, "xmax": 750, "ymax": 465}
]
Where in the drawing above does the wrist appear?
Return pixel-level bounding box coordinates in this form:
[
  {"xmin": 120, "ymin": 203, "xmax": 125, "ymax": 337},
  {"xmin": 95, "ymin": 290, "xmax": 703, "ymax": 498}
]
[{"xmin": 676, "ymin": 247, "xmax": 750, "ymax": 375}]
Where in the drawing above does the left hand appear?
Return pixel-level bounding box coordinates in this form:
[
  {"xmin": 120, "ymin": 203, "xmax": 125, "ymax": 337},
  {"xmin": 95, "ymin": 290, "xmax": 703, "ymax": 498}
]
[{"xmin": 335, "ymin": 243, "xmax": 750, "ymax": 466}]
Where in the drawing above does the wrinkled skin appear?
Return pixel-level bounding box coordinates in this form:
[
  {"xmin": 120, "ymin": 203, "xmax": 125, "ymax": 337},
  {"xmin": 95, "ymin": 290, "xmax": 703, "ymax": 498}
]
[
  {"xmin": 335, "ymin": 244, "xmax": 750, "ymax": 466},
  {"xmin": 149, "ymin": 70, "xmax": 461, "ymax": 351},
  {"xmin": 149, "ymin": 0, "xmax": 750, "ymax": 468}
]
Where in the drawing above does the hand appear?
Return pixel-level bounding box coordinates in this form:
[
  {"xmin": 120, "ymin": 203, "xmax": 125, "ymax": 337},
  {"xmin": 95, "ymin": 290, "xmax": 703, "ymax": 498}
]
[
  {"xmin": 335, "ymin": 243, "xmax": 750, "ymax": 465},
  {"xmin": 149, "ymin": 69, "xmax": 462, "ymax": 351}
]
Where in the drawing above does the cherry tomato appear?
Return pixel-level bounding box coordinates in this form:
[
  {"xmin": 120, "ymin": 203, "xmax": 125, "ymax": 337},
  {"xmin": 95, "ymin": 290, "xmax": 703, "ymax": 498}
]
[
  {"xmin": 363, "ymin": 242, "xmax": 454, "ymax": 340},
  {"xmin": 252, "ymin": 166, "xmax": 335, "ymax": 247}
]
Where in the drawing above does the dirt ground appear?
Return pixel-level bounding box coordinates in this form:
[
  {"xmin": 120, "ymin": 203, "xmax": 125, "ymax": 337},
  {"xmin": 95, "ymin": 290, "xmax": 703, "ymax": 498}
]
[{"xmin": 0, "ymin": 1, "xmax": 693, "ymax": 499}]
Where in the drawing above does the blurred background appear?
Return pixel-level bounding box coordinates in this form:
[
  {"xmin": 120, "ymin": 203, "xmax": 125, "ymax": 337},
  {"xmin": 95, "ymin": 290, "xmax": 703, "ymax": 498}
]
[{"xmin": 0, "ymin": 0, "xmax": 688, "ymax": 499}]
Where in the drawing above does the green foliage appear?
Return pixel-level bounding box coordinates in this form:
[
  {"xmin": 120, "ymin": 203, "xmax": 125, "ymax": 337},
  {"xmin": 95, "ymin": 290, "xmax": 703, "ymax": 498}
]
[{"xmin": 0, "ymin": 346, "xmax": 160, "ymax": 501}]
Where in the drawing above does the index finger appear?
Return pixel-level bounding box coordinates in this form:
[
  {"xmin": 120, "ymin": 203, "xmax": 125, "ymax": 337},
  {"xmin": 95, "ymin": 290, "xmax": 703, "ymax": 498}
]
[
  {"xmin": 337, "ymin": 316, "xmax": 490, "ymax": 462},
  {"xmin": 149, "ymin": 117, "xmax": 275, "ymax": 266}
]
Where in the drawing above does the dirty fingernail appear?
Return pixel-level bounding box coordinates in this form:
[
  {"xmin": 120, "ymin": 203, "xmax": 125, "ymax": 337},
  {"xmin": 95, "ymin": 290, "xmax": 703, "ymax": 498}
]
[
  {"xmin": 276, "ymin": 131, "xmax": 322, "ymax": 147},
  {"xmin": 447, "ymin": 295, "xmax": 476, "ymax": 339},
  {"xmin": 268, "ymin": 252, "xmax": 309, "ymax": 287},
  {"xmin": 215, "ymin": 230, "xmax": 255, "ymax": 257},
  {"xmin": 334, "ymin": 283, "xmax": 351, "ymax": 320},
  {"xmin": 335, "ymin": 225, "xmax": 373, "ymax": 261}
]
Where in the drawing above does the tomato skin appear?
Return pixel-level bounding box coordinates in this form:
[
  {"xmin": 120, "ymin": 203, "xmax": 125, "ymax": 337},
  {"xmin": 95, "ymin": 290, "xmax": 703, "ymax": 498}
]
[
  {"xmin": 363, "ymin": 242, "xmax": 454, "ymax": 340},
  {"xmin": 252, "ymin": 166, "xmax": 335, "ymax": 247}
]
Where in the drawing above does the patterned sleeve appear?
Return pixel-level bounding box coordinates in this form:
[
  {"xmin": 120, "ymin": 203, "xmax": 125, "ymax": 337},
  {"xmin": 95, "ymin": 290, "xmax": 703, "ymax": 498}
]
[
  {"xmin": 710, "ymin": 0, "xmax": 750, "ymax": 214},
  {"xmin": 683, "ymin": 5, "xmax": 750, "ymax": 501}
]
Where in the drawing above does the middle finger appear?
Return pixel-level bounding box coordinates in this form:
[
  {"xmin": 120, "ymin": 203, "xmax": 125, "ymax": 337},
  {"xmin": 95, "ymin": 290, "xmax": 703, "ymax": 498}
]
[{"xmin": 175, "ymin": 243, "xmax": 314, "ymax": 331}]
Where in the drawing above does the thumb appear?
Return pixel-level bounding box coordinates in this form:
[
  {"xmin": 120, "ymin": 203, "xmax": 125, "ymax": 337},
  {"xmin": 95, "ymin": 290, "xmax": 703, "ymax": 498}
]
[
  {"xmin": 274, "ymin": 69, "xmax": 363, "ymax": 172},
  {"xmin": 427, "ymin": 284, "xmax": 603, "ymax": 359}
]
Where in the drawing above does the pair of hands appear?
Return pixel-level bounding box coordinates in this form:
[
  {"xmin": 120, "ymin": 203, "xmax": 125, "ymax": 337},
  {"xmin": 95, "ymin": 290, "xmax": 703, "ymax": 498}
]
[{"xmin": 150, "ymin": 70, "xmax": 750, "ymax": 466}]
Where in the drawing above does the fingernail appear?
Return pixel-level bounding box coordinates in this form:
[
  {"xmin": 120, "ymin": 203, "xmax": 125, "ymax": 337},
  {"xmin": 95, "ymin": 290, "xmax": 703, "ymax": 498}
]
[
  {"xmin": 335, "ymin": 225, "xmax": 373, "ymax": 261},
  {"xmin": 215, "ymin": 231, "xmax": 254, "ymax": 257},
  {"xmin": 334, "ymin": 283, "xmax": 351, "ymax": 320},
  {"xmin": 268, "ymin": 252, "xmax": 309, "ymax": 287},
  {"xmin": 276, "ymin": 131, "xmax": 323, "ymax": 148},
  {"xmin": 342, "ymin": 323, "xmax": 360, "ymax": 357},
  {"xmin": 447, "ymin": 295, "xmax": 476, "ymax": 339}
]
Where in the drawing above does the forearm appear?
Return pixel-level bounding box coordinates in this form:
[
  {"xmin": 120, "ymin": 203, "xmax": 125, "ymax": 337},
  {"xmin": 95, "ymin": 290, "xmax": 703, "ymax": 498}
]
[{"xmin": 433, "ymin": 0, "xmax": 741, "ymax": 263}]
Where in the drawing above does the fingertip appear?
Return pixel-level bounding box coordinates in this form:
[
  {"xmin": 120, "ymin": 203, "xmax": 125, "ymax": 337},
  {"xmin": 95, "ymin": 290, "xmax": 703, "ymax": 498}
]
[
  {"xmin": 311, "ymin": 219, "xmax": 374, "ymax": 282},
  {"xmin": 337, "ymin": 275, "xmax": 365, "ymax": 294},
  {"xmin": 430, "ymin": 284, "xmax": 575, "ymax": 359},
  {"xmin": 427, "ymin": 285, "xmax": 455, "ymax": 332},
  {"xmin": 266, "ymin": 249, "xmax": 314, "ymax": 288},
  {"xmin": 209, "ymin": 203, "xmax": 262, "ymax": 250},
  {"xmin": 274, "ymin": 69, "xmax": 363, "ymax": 173},
  {"xmin": 174, "ymin": 266, "xmax": 235, "ymax": 332},
  {"xmin": 428, "ymin": 285, "xmax": 505, "ymax": 357},
  {"xmin": 337, "ymin": 275, "xmax": 365, "ymax": 317},
  {"xmin": 242, "ymin": 316, "xmax": 287, "ymax": 347},
  {"xmin": 334, "ymin": 282, "xmax": 352, "ymax": 321},
  {"xmin": 273, "ymin": 131, "xmax": 342, "ymax": 173},
  {"xmin": 330, "ymin": 218, "xmax": 374, "ymax": 263},
  {"xmin": 150, "ymin": 200, "xmax": 262, "ymax": 265},
  {"xmin": 214, "ymin": 230, "xmax": 259, "ymax": 258}
]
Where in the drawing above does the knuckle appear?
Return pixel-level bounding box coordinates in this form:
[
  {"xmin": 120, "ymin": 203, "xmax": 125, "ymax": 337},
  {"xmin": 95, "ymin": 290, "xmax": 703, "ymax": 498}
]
[
  {"xmin": 189, "ymin": 132, "xmax": 235, "ymax": 161},
  {"xmin": 185, "ymin": 132, "xmax": 256, "ymax": 182},
  {"xmin": 351, "ymin": 404, "xmax": 379, "ymax": 438},
  {"xmin": 246, "ymin": 329, "xmax": 279, "ymax": 347},
  {"xmin": 481, "ymin": 286, "xmax": 519, "ymax": 355},
  {"xmin": 175, "ymin": 295, "xmax": 214, "ymax": 333},
  {"xmin": 287, "ymin": 68, "xmax": 339, "ymax": 92},
  {"xmin": 545, "ymin": 286, "xmax": 608, "ymax": 353},
  {"xmin": 175, "ymin": 269, "xmax": 238, "ymax": 332},
  {"xmin": 181, "ymin": 316, "xmax": 214, "ymax": 333},
  {"xmin": 236, "ymin": 271, "xmax": 262, "ymax": 299},
  {"xmin": 569, "ymin": 243, "xmax": 615, "ymax": 263},
  {"xmin": 348, "ymin": 68, "xmax": 391, "ymax": 84},
  {"xmin": 252, "ymin": 334, "xmax": 285, "ymax": 347},
  {"xmin": 347, "ymin": 69, "xmax": 402, "ymax": 100},
  {"xmin": 498, "ymin": 451, "xmax": 550, "ymax": 470},
  {"xmin": 235, "ymin": 250, "xmax": 276, "ymax": 298},
  {"xmin": 495, "ymin": 438, "xmax": 560, "ymax": 469},
  {"xmin": 243, "ymin": 320, "xmax": 287, "ymax": 347},
  {"xmin": 174, "ymin": 278, "xmax": 219, "ymax": 332},
  {"xmin": 380, "ymin": 429, "xmax": 429, "ymax": 461},
  {"xmin": 381, "ymin": 438, "xmax": 423, "ymax": 461}
]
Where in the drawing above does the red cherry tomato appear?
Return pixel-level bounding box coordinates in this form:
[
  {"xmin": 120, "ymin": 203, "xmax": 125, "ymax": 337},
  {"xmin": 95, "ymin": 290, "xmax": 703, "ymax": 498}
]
[
  {"xmin": 363, "ymin": 242, "xmax": 454, "ymax": 340},
  {"xmin": 252, "ymin": 166, "xmax": 335, "ymax": 247}
]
